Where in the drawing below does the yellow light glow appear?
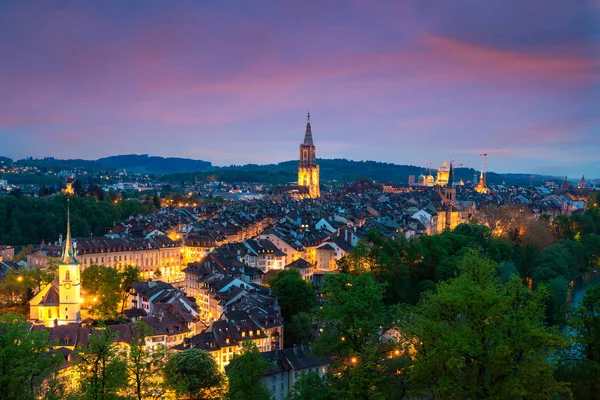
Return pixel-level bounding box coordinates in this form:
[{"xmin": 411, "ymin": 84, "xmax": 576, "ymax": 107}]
[
  {"xmin": 351, "ymin": 357, "xmax": 357, "ymax": 364},
  {"xmin": 78, "ymin": 298, "xmax": 84, "ymax": 303}
]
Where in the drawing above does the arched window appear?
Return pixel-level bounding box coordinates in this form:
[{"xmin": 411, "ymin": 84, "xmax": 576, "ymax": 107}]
[{"xmin": 65, "ymin": 270, "xmax": 71, "ymax": 281}]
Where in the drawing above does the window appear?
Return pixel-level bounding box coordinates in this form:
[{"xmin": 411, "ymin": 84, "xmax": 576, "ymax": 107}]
[{"xmin": 65, "ymin": 270, "xmax": 70, "ymax": 281}]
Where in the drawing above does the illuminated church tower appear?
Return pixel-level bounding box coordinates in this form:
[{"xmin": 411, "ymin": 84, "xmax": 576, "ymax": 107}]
[
  {"xmin": 29, "ymin": 200, "xmax": 81, "ymax": 326},
  {"xmin": 58, "ymin": 201, "xmax": 81, "ymax": 325},
  {"xmin": 298, "ymin": 112, "xmax": 320, "ymax": 198}
]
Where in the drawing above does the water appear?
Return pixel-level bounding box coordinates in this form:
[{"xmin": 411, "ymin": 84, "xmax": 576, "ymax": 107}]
[{"xmin": 570, "ymin": 270, "xmax": 600, "ymax": 308}]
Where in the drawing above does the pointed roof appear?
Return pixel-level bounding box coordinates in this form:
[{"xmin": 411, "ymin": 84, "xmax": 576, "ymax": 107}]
[
  {"xmin": 61, "ymin": 200, "xmax": 78, "ymax": 265},
  {"xmin": 302, "ymin": 111, "xmax": 314, "ymax": 146},
  {"xmin": 447, "ymin": 161, "xmax": 454, "ymax": 187}
]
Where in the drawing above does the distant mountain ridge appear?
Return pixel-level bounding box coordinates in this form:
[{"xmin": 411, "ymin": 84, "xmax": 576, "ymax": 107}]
[
  {"xmin": 12, "ymin": 154, "xmax": 212, "ymax": 174},
  {"xmin": 4, "ymin": 154, "xmax": 567, "ymax": 185}
]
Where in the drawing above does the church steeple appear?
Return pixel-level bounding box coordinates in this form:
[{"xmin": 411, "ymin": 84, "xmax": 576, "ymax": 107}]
[
  {"xmin": 61, "ymin": 200, "xmax": 77, "ymax": 265},
  {"xmin": 298, "ymin": 112, "xmax": 320, "ymax": 198},
  {"xmin": 448, "ymin": 161, "xmax": 454, "ymax": 187},
  {"xmin": 303, "ymin": 111, "xmax": 314, "ymax": 146}
]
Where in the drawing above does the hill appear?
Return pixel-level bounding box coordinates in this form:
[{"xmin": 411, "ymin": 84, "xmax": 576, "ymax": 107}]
[
  {"xmin": 162, "ymin": 158, "xmax": 548, "ymax": 186},
  {"xmin": 13, "ymin": 155, "xmax": 212, "ymax": 174}
]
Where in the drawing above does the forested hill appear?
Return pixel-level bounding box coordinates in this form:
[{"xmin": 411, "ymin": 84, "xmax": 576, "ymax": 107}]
[
  {"xmin": 12, "ymin": 155, "xmax": 212, "ymax": 174},
  {"xmin": 163, "ymin": 158, "xmax": 552, "ymax": 185},
  {"xmin": 5, "ymin": 154, "xmax": 558, "ymax": 185}
]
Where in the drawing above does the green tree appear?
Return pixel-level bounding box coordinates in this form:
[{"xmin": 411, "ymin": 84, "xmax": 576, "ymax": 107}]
[
  {"xmin": 270, "ymin": 269, "xmax": 316, "ymax": 322},
  {"xmin": 556, "ymin": 284, "xmax": 600, "ymax": 398},
  {"xmin": 76, "ymin": 327, "xmax": 127, "ymax": 400},
  {"xmin": 286, "ymin": 312, "xmax": 313, "ymax": 347},
  {"xmin": 314, "ymin": 273, "xmax": 400, "ymax": 399},
  {"xmin": 124, "ymin": 322, "xmax": 166, "ymax": 400},
  {"xmin": 81, "ymin": 264, "xmax": 138, "ymax": 321},
  {"xmin": 315, "ymin": 273, "xmax": 387, "ymax": 358},
  {"xmin": 119, "ymin": 265, "xmax": 140, "ymax": 313},
  {"xmin": 0, "ymin": 314, "xmax": 62, "ymax": 400},
  {"xmin": 400, "ymin": 248, "xmax": 570, "ymax": 399},
  {"xmin": 164, "ymin": 349, "xmax": 223, "ymax": 399},
  {"xmin": 226, "ymin": 342, "xmax": 271, "ymax": 400},
  {"xmin": 287, "ymin": 371, "xmax": 330, "ymax": 400}
]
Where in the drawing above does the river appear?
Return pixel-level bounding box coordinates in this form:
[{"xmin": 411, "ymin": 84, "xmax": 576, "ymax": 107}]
[{"xmin": 569, "ymin": 270, "xmax": 600, "ymax": 308}]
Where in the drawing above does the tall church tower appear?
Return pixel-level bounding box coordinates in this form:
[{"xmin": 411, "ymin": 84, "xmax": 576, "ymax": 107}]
[
  {"xmin": 298, "ymin": 112, "xmax": 320, "ymax": 198},
  {"xmin": 58, "ymin": 200, "xmax": 81, "ymax": 325}
]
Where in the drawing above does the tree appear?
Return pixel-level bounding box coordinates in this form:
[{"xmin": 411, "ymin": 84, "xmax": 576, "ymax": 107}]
[
  {"xmin": 531, "ymin": 243, "xmax": 572, "ymax": 282},
  {"xmin": 315, "ymin": 273, "xmax": 387, "ymax": 358},
  {"xmin": 81, "ymin": 264, "xmax": 137, "ymax": 321},
  {"xmin": 0, "ymin": 314, "xmax": 62, "ymax": 400},
  {"xmin": 286, "ymin": 312, "xmax": 313, "ymax": 347},
  {"xmin": 124, "ymin": 322, "xmax": 166, "ymax": 400},
  {"xmin": 119, "ymin": 266, "xmax": 140, "ymax": 313},
  {"xmin": 152, "ymin": 194, "xmax": 161, "ymax": 209},
  {"xmin": 287, "ymin": 371, "xmax": 330, "ymax": 400},
  {"xmin": 314, "ymin": 273, "xmax": 399, "ymax": 400},
  {"xmin": 270, "ymin": 269, "xmax": 316, "ymax": 322},
  {"xmin": 556, "ymin": 283, "xmax": 600, "ymax": 398},
  {"xmin": 75, "ymin": 327, "xmax": 127, "ymax": 400},
  {"xmin": 226, "ymin": 342, "xmax": 271, "ymax": 400},
  {"xmin": 153, "ymin": 268, "xmax": 162, "ymax": 279},
  {"xmin": 164, "ymin": 349, "xmax": 223, "ymax": 399},
  {"xmin": 399, "ymin": 248, "xmax": 570, "ymax": 399}
]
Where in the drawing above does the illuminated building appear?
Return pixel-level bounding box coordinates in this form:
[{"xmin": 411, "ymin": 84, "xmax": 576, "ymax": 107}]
[
  {"xmin": 62, "ymin": 174, "xmax": 75, "ymax": 195},
  {"xmin": 580, "ymin": 175, "xmax": 586, "ymax": 189},
  {"xmin": 30, "ymin": 202, "xmax": 82, "ymax": 327},
  {"xmin": 297, "ymin": 112, "xmax": 320, "ymax": 198},
  {"xmin": 417, "ymin": 172, "xmax": 435, "ymax": 186},
  {"xmin": 436, "ymin": 161, "xmax": 450, "ymax": 186},
  {"xmin": 474, "ymin": 170, "xmax": 488, "ymax": 194}
]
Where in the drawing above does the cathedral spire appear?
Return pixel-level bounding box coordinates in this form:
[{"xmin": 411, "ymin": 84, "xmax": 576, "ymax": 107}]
[
  {"xmin": 61, "ymin": 200, "xmax": 76, "ymax": 264},
  {"xmin": 303, "ymin": 111, "xmax": 314, "ymax": 146},
  {"xmin": 448, "ymin": 160, "xmax": 454, "ymax": 187}
]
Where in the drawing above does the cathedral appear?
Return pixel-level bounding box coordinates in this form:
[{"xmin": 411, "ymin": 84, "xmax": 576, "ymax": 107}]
[
  {"xmin": 297, "ymin": 112, "xmax": 320, "ymax": 198},
  {"xmin": 29, "ymin": 201, "xmax": 82, "ymax": 327}
]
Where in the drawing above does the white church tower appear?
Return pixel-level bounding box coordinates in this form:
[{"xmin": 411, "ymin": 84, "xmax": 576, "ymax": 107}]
[{"xmin": 57, "ymin": 200, "xmax": 81, "ymax": 325}]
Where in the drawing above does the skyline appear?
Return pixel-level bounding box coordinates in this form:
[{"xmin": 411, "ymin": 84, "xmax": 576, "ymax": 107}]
[{"xmin": 1, "ymin": 1, "xmax": 599, "ymax": 176}]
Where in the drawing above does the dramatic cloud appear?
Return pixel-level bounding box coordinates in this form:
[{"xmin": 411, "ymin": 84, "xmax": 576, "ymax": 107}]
[{"xmin": 0, "ymin": 0, "xmax": 598, "ymax": 176}]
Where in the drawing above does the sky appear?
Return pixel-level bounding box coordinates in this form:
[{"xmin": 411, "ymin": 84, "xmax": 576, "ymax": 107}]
[{"xmin": 0, "ymin": 0, "xmax": 599, "ymax": 177}]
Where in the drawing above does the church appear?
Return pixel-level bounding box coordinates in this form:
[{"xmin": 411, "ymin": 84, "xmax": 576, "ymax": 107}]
[
  {"xmin": 274, "ymin": 113, "xmax": 321, "ymax": 199},
  {"xmin": 29, "ymin": 202, "xmax": 82, "ymax": 327}
]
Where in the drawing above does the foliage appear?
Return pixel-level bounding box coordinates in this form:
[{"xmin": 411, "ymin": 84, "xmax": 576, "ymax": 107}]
[
  {"xmin": 285, "ymin": 312, "xmax": 313, "ymax": 347},
  {"xmin": 75, "ymin": 327, "xmax": 128, "ymax": 400},
  {"xmin": 226, "ymin": 342, "xmax": 271, "ymax": 400},
  {"xmin": 315, "ymin": 273, "xmax": 387, "ymax": 358},
  {"xmin": 287, "ymin": 371, "xmax": 331, "ymax": 400},
  {"xmin": 124, "ymin": 321, "xmax": 167, "ymax": 400},
  {"xmin": 0, "ymin": 195, "xmax": 155, "ymax": 246},
  {"xmin": 399, "ymin": 248, "xmax": 570, "ymax": 399},
  {"xmin": 81, "ymin": 264, "xmax": 138, "ymax": 321},
  {"xmin": 270, "ymin": 269, "xmax": 316, "ymax": 322},
  {"xmin": 556, "ymin": 283, "xmax": 600, "ymax": 398},
  {"xmin": 314, "ymin": 272, "xmax": 407, "ymax": 399},
  {"xmin": 0, "ymin": 314, "xmax": 62, "ymax": 400},
  {"xmin": 163, "ymin": 349, "xmax": 223, "ymax": 399}
]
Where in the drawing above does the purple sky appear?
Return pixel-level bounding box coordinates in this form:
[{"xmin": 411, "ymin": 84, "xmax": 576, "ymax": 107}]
[{"xmin": 1, "ymin": 0, "xmax": 599, "ymax": 177}]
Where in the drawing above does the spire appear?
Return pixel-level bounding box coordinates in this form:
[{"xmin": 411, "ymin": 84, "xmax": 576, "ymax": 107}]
[
  {"xmin": 448, "ymin": 160, "xmax": 454, "ymax": 187},
  {"xmin": 61, "ymin": 199, "xmax": 76, "ymax": 264},
  {"xmin": 303, "ymin": 111, "xmax": 314, "ymax": 146}
]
